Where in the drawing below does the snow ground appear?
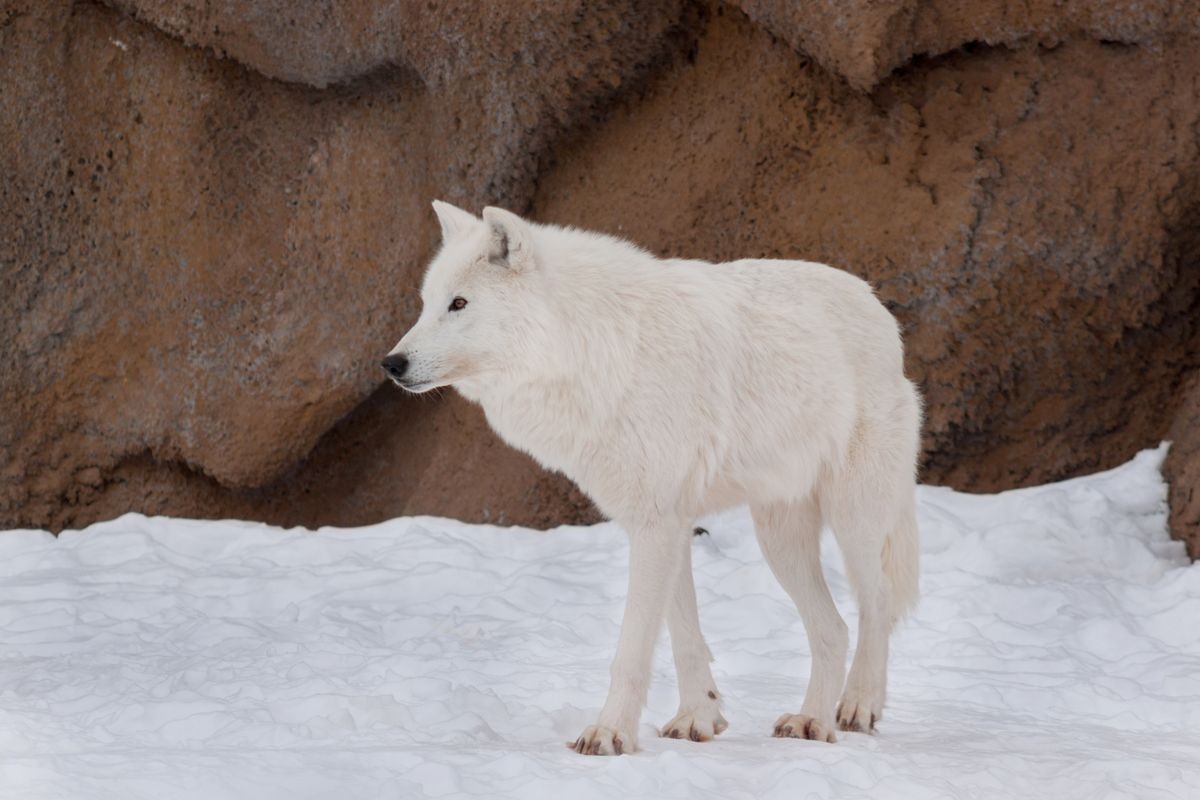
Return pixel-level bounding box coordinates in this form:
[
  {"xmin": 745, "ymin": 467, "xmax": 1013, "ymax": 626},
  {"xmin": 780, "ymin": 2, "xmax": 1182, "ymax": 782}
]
[{"xmin": 0, "ymin": 446, "xmax": 1198, "ymax": 800}]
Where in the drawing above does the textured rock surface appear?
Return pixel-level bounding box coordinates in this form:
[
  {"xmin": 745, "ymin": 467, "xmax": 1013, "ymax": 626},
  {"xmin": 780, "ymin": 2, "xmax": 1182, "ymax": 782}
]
[
  {"xmin": 733, "ymin": 0, "xmax": 1200, "ymax": 90},
  {"xmin": 1, "ymin": 0, "xmax": 686, "ymax": 529},
  {"xmin": 535, "ymin": 5, "xmax": 1200, "ymax": 493},
  {"xmin": 2, "ymin": 0, "xmax": 1199, "ymax": 550},
  {"xmin": 1165, "ymin": 375, "xmax": 1200, "ymax": 559}
]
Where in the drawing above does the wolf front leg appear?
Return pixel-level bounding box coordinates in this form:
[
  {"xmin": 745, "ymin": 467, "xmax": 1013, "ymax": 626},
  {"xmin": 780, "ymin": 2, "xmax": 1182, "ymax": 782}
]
[
  {"xmin": 660, "ymin": 539, "xmax": 726, "ymax": 741},
  {"xmin": 569, "ymin": 522, "xmax": 688, "ymax": 755}
]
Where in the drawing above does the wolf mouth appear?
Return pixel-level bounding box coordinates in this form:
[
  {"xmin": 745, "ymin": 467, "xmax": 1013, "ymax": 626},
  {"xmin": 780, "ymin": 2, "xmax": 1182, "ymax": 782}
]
[{"xmin": 395, "ymin": 379, "xmax": 434, "ymax": 394}]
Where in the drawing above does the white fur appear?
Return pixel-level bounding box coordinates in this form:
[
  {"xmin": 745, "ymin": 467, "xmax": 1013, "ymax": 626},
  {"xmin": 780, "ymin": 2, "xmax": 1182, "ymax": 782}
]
[{"xmin": 388, "ymin": 202, "xmax": 922, "ymax": 755}]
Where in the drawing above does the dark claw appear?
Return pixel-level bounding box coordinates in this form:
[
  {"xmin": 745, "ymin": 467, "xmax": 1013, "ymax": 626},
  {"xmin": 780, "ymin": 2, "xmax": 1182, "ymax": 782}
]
[
  {"xmin": 688, "ymin": 724, "xmax": 701, "ymax": 742},
  {"xmin": 613, "ymin": 735, "xmax": 624, "ymax": 755}
]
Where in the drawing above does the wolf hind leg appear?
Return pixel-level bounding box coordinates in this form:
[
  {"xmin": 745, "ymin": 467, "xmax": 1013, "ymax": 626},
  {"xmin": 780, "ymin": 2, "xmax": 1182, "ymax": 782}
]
[{"xmin": 751, "ymin": 497, "xmax": 847, "ymax": 742}]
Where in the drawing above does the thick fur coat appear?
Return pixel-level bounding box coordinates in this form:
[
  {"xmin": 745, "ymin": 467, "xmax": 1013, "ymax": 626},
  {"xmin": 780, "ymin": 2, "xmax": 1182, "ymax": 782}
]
[{"xmin": 384, "ymin": 202, "xmax": 922, "ymax": 755}]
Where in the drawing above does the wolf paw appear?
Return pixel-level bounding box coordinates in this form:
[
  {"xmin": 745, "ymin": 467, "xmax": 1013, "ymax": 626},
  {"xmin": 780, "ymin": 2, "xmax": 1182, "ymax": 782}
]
[
  {"xmin": 772, "ymin": 713, "xmax": 836, "ymax": 743},
  {"xmin": 660, "ymin": 707, "xmax": 728, "ymax": 742},
  {"xmin": 567, "ymin": 725, "xmax": 633, "ymax": 756},
  {"xmin": 836, "ymin": 686, "xmax": 882, "ymax": 733}
]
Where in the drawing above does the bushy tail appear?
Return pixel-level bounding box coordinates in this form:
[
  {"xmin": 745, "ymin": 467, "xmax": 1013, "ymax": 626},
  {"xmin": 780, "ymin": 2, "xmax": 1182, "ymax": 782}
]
[{"xmin": 882, "ymin": 497, "xmax": 920, "ymax": 625}]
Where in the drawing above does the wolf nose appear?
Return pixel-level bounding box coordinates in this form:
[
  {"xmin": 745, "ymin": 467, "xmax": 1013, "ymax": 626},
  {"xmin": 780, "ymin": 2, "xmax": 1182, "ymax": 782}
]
[{"xmin": 381, "ymin": 353, "xmax": 409, "ymax": 381}]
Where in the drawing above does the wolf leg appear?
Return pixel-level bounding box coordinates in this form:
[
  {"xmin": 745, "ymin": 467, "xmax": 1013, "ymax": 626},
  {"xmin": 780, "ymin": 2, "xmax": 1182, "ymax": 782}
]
[{"xmin": 570, "ymin": 521, "xmax": 688, "ymax": 755}]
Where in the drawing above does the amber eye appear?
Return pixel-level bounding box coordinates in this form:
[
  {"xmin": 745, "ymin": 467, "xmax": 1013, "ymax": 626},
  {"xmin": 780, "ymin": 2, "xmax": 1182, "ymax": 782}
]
[{"xmin": 448, "ymin": 297, "xmax": 468, "ymax": 312}]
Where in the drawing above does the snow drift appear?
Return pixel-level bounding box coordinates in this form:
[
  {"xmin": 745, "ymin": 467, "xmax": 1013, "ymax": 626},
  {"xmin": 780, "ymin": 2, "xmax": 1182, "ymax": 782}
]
[{"xmin": 0, "ymin": 446, "xmax": 1197, "ymax": 799}]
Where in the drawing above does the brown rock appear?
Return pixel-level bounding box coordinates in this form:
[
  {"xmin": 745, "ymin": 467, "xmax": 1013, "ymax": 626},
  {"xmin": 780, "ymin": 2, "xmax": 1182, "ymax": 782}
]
[
  {"xmin": 0, "ymin": 0, "xmax": 687, "ymax": 530},
  {"xmin": 3, "ymin": 0, "xmax": 441, "ymax": 512},
  {"xmin": 3, "ymin": 1, "xmax": 1199, "ymax": 554},
  {"xmin": 733, "ymin": 0, "xmax": 1200, "ymax": 90},
  {"xmin": 76, "ymin": 387, "xmax": 600, "ymax": 532},
  {"xmin": 534, "ymin": 5, "xmax": 1200, "ymax": 493},
  {"xmin": 1166, "ymin": 375, "xmax": 1200, "ymax": 559}
]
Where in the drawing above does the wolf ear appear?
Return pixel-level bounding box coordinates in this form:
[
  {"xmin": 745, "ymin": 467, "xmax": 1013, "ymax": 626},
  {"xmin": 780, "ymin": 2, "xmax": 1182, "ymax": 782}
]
[
  {"xmin": 431, "ymin": 200, "xmax": 479, "ymax": 242},
  {"xmin": 482, "ymin": 206, "xmax": 535, "ymax": 272}
]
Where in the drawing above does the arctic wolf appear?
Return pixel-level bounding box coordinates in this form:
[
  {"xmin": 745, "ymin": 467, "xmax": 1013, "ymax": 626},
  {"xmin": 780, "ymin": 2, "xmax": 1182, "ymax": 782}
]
[{"xmin": 383, "ymin": 202, "xmax": 922, "ymax": 756}]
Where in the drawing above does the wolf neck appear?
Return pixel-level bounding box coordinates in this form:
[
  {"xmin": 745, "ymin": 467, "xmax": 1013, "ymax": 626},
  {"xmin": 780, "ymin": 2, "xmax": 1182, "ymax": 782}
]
[{"xmin": 467, "ymin": 225, "xmax": 656, "ymax": 433}]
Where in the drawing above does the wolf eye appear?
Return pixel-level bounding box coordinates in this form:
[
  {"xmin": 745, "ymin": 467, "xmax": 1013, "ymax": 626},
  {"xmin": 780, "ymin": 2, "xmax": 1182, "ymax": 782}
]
[{"xmin": 448, "ymin": 296, "xmax": 468, "ymax": 312}]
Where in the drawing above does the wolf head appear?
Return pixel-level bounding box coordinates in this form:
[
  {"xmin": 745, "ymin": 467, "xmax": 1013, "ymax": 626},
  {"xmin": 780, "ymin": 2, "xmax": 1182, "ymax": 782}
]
[{"xmin": 382, "ymin": 201, "xmax": 552, "ymax": 393}]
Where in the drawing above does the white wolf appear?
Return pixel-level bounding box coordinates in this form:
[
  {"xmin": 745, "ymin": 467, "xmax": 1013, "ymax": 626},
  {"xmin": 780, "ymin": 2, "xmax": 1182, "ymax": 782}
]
[{"xmin": 383, "ymin": 201, "xmax": 922, "ymax": 756}]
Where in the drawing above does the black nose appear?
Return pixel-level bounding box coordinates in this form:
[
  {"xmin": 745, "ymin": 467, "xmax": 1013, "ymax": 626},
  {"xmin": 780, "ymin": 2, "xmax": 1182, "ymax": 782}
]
[{"xmin": 381, "ymin": 353, "xmax": 408, "ymax": 381}]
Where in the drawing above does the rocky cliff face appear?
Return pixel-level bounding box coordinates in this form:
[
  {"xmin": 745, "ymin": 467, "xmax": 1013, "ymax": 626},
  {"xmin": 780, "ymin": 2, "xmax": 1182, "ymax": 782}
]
[{"xmin": 2, "ymin": 1, "xmax": 1198, "ymax": 554}]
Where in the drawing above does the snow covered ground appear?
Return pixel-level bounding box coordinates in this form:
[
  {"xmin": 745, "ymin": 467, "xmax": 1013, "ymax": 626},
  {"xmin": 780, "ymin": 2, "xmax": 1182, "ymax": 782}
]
[{"xmin": 1, "ymin": 445, "xmax": 1198, "ymax": 800}]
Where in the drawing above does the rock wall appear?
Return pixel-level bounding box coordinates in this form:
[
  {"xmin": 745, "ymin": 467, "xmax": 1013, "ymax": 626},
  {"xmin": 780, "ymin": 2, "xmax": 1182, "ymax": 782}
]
[
  {"xmin": 1166, "ymin": 375, "xmax": 1200, "ymax": 558},
  {"xmin": 2, "ymin": 1, "xmax": 1198, "ymax": 552}
]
